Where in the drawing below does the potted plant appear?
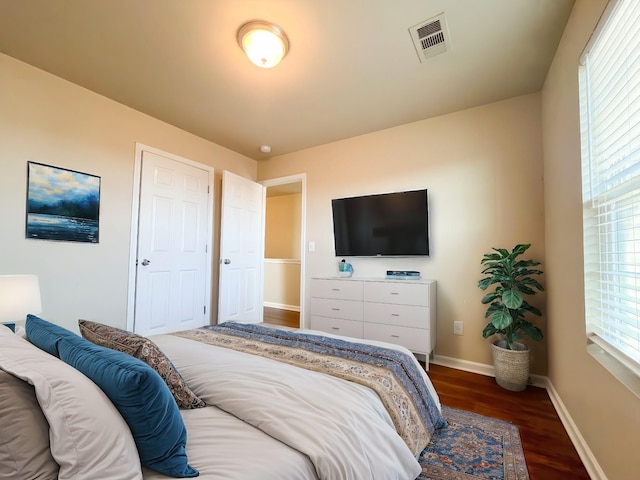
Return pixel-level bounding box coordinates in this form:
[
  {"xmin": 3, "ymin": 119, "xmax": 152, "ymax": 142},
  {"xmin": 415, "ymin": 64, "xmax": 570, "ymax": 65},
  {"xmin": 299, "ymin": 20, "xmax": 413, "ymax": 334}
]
[{"xmin": 478, "ymin": 243, "xmax": 544, "ymax": 391}]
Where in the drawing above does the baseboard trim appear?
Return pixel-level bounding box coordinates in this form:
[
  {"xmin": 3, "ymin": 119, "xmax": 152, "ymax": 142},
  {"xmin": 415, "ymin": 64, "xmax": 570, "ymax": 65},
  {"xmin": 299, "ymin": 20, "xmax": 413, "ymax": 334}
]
[
  {"xmin": 542, "ymin": 378, "xmax": 608, "ymax": 480},
  {"xmin": 431, "ymin": 355, "xmax": 607, "ymax": 480},
  {"xmin": 263, "ymin": 302, "xmax": 300, "ymax": 312},
  {"xmin": 432, "ymin": 354, "xmax": 495, "ymax": 377}
]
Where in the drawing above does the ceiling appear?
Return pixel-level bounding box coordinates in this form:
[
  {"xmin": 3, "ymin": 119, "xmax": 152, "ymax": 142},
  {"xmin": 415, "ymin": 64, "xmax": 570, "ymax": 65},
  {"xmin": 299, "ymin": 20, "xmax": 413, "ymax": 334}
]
[{"xmin": 0, "ymin": 0, "xmax": 575, "ymax": 160}]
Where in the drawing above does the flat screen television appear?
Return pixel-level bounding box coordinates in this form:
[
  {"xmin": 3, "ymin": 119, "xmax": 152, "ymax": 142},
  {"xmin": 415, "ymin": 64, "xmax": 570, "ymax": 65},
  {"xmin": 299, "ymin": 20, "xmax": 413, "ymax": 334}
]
[{"xmin": 331, "ymin": 189, "xmax": 429, "ymax": 257}]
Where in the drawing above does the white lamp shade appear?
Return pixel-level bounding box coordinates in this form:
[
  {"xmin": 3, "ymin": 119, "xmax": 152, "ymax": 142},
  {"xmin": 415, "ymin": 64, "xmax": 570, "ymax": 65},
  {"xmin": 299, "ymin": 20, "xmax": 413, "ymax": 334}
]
[
  {"xmin": 238, "ymin": 21, "xmax": 289, "ymax": 68},
  {"xmin": 0, "ymin": 275, "xmax": 42, "ymax": 322}
]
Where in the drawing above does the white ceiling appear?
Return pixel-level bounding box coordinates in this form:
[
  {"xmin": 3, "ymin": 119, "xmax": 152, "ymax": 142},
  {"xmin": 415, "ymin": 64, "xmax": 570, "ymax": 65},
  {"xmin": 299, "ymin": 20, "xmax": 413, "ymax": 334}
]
[{"xmin": 0, "ymin": 0, "xmax": 575, "ymax": 160}]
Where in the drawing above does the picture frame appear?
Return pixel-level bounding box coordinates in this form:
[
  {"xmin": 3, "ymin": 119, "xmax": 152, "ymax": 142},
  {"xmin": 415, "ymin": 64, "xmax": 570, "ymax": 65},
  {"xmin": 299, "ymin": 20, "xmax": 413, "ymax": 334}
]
[{"xmin": 25, "ymin": 162, "xmax": 101, "ymax": 243}]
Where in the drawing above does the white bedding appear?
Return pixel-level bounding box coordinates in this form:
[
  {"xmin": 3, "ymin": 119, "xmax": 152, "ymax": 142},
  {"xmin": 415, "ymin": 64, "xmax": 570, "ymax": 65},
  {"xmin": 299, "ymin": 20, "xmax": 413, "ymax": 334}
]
[
  {"xmin": 149, "ymin": 332, "xmax": 426, "ymax": 480},
  {"xmin": 142, "ymin": 405, "xmax": 318, "ymax": 480}
]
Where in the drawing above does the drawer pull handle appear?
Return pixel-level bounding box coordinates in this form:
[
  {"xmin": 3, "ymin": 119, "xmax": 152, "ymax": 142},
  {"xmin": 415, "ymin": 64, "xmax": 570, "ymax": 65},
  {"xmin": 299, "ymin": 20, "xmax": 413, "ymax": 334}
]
[
  {"xmin": 390, "ymin": 292, "xmax": 399, "ymax": 295},
  {"xmin": 332, "ymin": 288, "xmax": 340, "ymax": 291},
  {"xmin": 390, "ymin": 335, "xmax": 400, "ymax": 338},
  {"xmin": 391, "ymin": 313, "xmax": 400, "ymax": 317},
  {"xmin": 331, "ymin": 308, "xmax": 340, "ymax": 311},
  {"xmin": 331, "ymin": 327, "xmax": 340, "ymax": 330}
]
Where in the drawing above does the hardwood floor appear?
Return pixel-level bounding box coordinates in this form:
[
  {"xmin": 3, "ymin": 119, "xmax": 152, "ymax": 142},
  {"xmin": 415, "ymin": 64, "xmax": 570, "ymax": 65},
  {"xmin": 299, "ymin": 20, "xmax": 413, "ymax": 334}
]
[
  {"xmin": 427, "ymin": 364, "xmax": 590, "ymax": 480},
  {"xmin": 263, "ymin": 306, "xmax": 300, "ymax": 328},
  {"xmin": 262, "ymin": 307, "xmax": 589, "ymax": 479}
]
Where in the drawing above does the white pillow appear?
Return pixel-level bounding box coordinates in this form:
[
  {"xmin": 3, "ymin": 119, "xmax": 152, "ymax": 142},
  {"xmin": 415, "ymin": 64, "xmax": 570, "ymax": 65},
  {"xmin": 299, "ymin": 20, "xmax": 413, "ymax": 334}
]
[
  {"xmin": 0, "ymin": 369, "xmax": 59, "ymax": 479},
  {"xmin": 0, "ymin": 325, "xmax": 143, "ymax": 480}
]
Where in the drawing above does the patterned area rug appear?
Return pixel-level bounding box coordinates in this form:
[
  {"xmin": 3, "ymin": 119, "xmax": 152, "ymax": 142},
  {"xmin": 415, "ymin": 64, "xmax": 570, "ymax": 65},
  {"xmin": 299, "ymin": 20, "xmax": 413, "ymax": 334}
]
[{"xmin": 418, "ymin": 407, "xmax": 529, "ymax": 480}]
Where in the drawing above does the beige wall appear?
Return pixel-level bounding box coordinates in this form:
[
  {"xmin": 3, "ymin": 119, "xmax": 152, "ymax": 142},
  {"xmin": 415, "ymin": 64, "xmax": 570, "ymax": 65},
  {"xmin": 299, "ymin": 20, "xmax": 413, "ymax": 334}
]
[
  {"xmin": 0, "ymin": 54, "xmax": 257, "ymax": 333},
  {"xmin": 263, "ymin": 260, "xmax": 301, "ymax": 309},
  {"xmin": 264, "ymin": 193, "xmax": 302, "ymax": 309},
  {"xmin": 265, "ymin": 193, "xmax": 301, "ymax": 259},
  {"xmin": 542, "ymin": 1, "xmax": 640, "ymax": 478},
  {"xmin": 258, "ymin": 93, "xmax": 547, "ymax": 374}
]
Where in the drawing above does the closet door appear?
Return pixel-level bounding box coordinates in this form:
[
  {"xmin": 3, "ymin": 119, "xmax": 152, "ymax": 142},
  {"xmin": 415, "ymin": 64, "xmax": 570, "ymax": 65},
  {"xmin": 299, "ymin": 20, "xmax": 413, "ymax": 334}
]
[{"xmin": 134, "ymin": 150, "xmax": 210, "ymax": 335}]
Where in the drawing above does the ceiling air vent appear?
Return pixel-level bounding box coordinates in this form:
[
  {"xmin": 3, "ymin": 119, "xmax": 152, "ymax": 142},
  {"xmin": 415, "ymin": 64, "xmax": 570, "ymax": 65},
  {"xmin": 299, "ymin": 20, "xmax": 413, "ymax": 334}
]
[{"xmin": 409, "ymin": 13, "xmax": 449, "ymax": 63}]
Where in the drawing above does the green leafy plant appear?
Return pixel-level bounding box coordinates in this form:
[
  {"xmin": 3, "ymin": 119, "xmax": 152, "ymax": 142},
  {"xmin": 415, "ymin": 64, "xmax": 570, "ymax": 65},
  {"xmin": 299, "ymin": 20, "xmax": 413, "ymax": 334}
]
[{"xmin": 478, "ymin": 244, "xmax": 544, "ymax": 349}]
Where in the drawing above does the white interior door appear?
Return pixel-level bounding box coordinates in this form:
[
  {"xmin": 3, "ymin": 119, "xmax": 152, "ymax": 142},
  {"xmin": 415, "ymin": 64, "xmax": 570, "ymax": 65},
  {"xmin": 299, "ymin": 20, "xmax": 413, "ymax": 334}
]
[
  {"xmin": 218, "ymin": 170, "xmax": 265, "ymax": 324},
  {"xmin": 134, "ymin": 150, "xmax": 211, "ymax": 335}
]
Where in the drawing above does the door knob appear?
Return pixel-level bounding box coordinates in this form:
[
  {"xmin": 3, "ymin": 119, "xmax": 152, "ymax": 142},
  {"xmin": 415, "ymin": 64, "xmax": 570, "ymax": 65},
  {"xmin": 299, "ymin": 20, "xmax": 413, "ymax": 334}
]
[
  {"xmin": 141, "ymin": 259, "xmax": 151, "ymax": 266},
  {"xmin": 223, "ymin": 258, "xmax": 231, "ymax": 264}
]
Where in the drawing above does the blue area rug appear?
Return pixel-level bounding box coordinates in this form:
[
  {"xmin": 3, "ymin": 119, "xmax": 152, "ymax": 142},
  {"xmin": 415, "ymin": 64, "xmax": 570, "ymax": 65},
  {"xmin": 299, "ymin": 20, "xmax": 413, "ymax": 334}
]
[{"xmin": 418, "ymin": 407, "xmax": 529, "ymax": 480}]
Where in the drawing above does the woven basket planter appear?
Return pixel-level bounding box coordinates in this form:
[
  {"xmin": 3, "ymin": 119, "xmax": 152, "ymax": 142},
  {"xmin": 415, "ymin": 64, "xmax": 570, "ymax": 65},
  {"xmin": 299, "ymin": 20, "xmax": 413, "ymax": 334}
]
[{"xmin": 491, "ymin": 340, "xmax": 530, "ymax": 391}]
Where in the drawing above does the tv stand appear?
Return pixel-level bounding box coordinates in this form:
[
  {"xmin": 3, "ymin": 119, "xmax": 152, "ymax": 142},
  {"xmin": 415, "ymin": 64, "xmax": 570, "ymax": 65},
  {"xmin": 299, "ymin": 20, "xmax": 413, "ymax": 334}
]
[{"xmin": 310, "ymin": 277, "xmax": 436, "ymax": 367}]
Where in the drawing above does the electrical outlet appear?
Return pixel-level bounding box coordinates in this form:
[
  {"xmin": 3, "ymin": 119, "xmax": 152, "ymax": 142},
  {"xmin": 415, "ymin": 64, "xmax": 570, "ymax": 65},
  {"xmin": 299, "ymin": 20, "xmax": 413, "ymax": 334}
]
[{"xmin": 453, "ymin": 321, "xmax": 464, "ymax": 336}]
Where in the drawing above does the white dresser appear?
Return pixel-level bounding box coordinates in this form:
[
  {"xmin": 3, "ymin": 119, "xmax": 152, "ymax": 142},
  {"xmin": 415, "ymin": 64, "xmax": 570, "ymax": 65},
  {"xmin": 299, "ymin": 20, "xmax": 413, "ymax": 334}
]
[{"xmin": 310, "ymin": 277, "xmax": 436, "ymax": 360}]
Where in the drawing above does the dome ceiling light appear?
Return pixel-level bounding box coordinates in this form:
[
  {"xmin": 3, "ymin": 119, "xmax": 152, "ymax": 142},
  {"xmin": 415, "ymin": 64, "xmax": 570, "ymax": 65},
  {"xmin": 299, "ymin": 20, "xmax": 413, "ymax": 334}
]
[{"xmin": 237, "ymin": 20, "xmax": 289, "ymax": 68}]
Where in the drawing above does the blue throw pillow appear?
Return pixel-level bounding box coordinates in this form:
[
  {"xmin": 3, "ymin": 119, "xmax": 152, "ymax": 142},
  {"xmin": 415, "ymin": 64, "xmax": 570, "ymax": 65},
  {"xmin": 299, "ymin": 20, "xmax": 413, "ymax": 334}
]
[
  {"xmin": 57, "ymin": 335, "xmax": 199, "ymax": 478},
  {"xmin": 25, "ymin": 314, "xmax": 77, "ymax": 357}
]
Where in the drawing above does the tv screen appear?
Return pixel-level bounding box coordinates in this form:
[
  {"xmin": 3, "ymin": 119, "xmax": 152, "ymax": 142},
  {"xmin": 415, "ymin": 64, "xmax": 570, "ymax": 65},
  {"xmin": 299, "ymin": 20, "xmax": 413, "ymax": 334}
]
[{"xmin": 331, "ymin": 189, "xmax": 429, "ymax": 257}]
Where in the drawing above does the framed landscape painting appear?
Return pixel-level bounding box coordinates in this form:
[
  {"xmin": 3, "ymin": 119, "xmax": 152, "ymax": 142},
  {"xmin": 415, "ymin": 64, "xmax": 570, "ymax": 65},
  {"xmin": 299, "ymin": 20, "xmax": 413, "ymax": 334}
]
[{"xmin": 26, "ymin": 162, "xmax": 101, "ymax": 243}]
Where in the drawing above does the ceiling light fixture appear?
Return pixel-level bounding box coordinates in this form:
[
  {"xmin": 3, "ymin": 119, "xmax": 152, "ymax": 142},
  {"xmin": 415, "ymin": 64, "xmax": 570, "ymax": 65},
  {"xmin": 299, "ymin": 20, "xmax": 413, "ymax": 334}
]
[{"xmin": 237, "ymin": 20, "xmax": 289, "ymax": 68}]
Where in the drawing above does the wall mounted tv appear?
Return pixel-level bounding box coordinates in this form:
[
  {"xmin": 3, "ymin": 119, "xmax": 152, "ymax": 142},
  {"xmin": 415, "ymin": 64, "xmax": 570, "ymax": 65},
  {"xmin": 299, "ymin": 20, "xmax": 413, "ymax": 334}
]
[{"xmin": 331, "ymin": 189, "xmax": 429, "ymax": 257}]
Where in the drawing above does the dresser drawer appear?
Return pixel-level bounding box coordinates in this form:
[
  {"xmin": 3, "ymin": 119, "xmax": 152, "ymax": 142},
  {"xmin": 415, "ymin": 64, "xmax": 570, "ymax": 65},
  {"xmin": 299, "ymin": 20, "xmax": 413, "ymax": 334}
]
[
  {"xmin": 363, "ymin": 302, "xmax": 428, "ymax": 329},
  {"xmin": 363, "ymin": 323, "xmax": 430, "ymax": 354},
  {"xmin": 363, "ymin": 281, "xmax": 429, "ymax": 306},
  {"xmin": 310, "ymin": 297, "xmax": 363, "ymax": 321},
  {"xmin": 311, "ymin": 316, "xmax": 363, "ymax": 339},
  {"xmin": 311, "ymin": 278, "xmax": 363, "ymax": 301}
]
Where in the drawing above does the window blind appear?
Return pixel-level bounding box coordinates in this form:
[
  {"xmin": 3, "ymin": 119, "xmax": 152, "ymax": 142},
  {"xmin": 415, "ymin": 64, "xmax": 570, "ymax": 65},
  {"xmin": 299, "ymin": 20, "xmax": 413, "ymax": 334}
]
[{"xmin": 580, "ymin": 0, "xmax": 640, "ymax": 377}]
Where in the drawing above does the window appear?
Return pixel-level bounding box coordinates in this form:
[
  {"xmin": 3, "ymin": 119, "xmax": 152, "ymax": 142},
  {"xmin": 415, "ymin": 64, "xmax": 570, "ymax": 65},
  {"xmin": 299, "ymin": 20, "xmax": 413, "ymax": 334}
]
[{"xmin": 579, "ymin": 0, "xmax": 640, "ymax": 396}]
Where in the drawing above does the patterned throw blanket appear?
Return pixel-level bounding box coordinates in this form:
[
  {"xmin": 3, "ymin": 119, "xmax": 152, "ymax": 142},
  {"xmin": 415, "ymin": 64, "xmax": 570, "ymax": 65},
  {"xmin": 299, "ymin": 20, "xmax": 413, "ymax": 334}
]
[{"xmin": 173, "ymin": 322, "xmax": 447, "ymax": 456}]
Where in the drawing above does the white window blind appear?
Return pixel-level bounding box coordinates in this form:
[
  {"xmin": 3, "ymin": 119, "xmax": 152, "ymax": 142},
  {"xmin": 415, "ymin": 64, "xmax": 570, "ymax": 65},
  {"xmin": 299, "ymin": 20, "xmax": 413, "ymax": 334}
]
[{"xmin": 579, "ymin": 0, "xmax": 640, "ymax": 386}]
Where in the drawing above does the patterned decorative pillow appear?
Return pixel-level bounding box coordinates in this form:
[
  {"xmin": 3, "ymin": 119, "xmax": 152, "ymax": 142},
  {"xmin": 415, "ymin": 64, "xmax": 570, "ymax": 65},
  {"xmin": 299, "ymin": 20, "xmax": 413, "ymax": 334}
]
[{"xmin": 78, "ymin": 320, "xmax": 205, "ymax": 409}]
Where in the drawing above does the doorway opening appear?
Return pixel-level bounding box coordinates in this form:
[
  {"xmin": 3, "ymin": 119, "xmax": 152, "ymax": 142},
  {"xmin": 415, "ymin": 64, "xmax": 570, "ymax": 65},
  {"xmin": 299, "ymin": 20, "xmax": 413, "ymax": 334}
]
[{"xmin": 261, "ymin": 174, "xmax": 306, "ymax": 329}]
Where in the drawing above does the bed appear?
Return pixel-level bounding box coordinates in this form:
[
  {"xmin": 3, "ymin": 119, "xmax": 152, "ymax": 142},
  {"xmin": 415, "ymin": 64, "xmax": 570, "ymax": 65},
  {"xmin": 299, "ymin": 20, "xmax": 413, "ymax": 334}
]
[{"xmin": 0, "ymin": 316, "xmax": 446, "ymax": 480}]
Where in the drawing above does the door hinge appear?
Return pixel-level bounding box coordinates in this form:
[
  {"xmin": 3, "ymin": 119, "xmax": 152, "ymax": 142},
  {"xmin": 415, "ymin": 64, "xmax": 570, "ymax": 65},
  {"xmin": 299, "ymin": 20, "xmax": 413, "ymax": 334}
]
[{"xmin": 204, "ymin": 306, "xmax": 206, "ymax": 315}]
